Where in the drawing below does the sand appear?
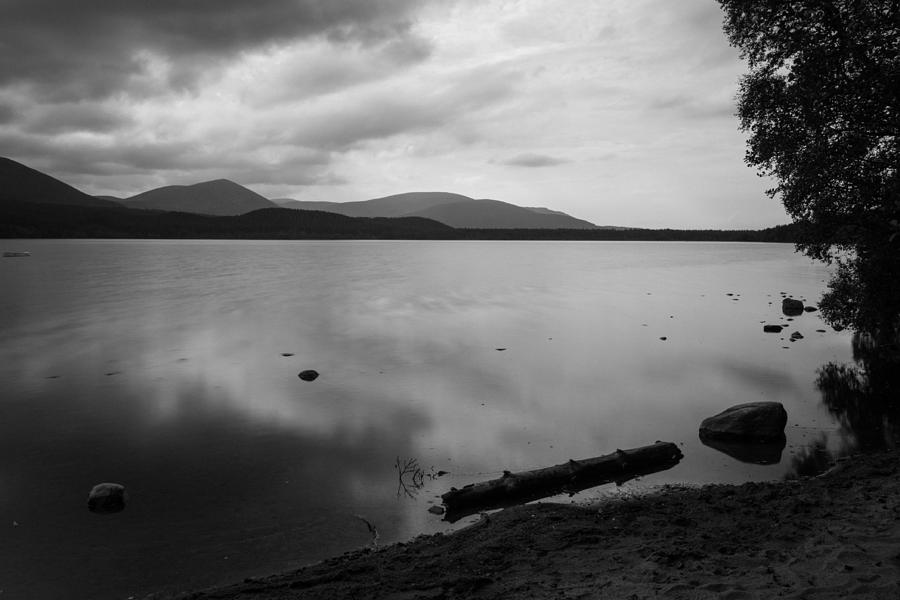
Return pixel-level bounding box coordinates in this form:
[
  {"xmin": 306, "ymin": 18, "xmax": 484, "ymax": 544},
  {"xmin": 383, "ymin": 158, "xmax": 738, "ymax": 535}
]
[{"xmin": 165, "ymin": 451, "xmax": 900, "ymax": 600}]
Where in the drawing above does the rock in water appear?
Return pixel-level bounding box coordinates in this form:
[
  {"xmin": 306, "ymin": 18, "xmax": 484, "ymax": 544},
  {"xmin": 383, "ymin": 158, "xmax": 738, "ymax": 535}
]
[
  {"xmin": 763, "ymin": 324, "xmax": 783, "ymax": 333},
  {"xmin": 782, "ymin": 298, "xmax": 804, "ymax": 316},
  {"xmin": 803, "ymin": 306, "xmax": 818, "ymax": 312},
  {"xmin": 88, "ymin": 483, "xmax": 127, "ymax": 514},
  {"xmin": 298, "ymin": 370, "xmax": 319, "ymax": 381},
  {"xmin": 699, "ymin": 402, "xmax": 787, "ymax": 441}
]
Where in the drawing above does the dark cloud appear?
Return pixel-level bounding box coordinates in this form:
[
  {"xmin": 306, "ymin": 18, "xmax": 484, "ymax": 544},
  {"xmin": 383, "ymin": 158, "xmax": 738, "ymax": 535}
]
[
  {"xmin": 0, "ymin": 0, "xmax": 429, "ymax": 101},
  {"xmin": 0, "ymin": 102, "xmax": 16, "ymax": 124},
  {"xmin": 501, "ymin": 153, "xmax": 570, "ymax": 168},
  {"xmin": 24, "ymin": 103, "xmax": 133, "ymax": 135},
  {"xmin": 257, "ymin": 33, "xmax": 434, "ymax": 105}
]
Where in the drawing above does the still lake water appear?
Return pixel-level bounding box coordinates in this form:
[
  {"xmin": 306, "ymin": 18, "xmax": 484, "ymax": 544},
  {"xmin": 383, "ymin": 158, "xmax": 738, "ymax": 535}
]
[{"xmin": 0, "ymin": 240, "xmax": 854, "ymax": 599}]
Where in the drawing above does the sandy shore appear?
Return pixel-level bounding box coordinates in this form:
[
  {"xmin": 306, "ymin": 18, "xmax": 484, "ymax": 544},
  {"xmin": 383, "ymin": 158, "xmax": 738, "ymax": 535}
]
[{"xmin": 166, "ymin": 451, "xmax": 900, "ymax": 599}]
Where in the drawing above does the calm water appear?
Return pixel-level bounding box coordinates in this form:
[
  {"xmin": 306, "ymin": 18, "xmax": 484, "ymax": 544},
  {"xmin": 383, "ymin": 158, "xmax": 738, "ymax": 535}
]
[{"xmin": 0, "ymin": 240, "xmax": 854, "ymax": 599}]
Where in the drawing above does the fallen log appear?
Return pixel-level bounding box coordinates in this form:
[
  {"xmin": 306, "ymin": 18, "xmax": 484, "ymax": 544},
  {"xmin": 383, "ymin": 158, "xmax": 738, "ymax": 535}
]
[{"xmin": 440, "ymin": 441, "xmax": 683, "ymax": 522}]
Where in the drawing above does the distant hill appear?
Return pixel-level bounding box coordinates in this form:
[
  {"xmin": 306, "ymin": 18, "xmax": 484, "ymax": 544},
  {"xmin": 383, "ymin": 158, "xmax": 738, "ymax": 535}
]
[
  {"xmin": 121, "ymin": 179, "xmax": 277, "ymax": 216},
  {"xmin": 408, "ymin": 199, "xmax": 597, "ymax": 229},
  {"xmin": 0, "ymin": 202, "xmax": 455, "ymax": 239},
  {"xmin": 277, "ymin": 192, "xmax": 597, "ymax": 228},
  {"xmin": 277, "ymin": 192, "xmax": 474, "ymax": 218},
  {"xmin": 0, "ymin": 157, "xmax": 120, "ymax": 208},
  {"xmin": 0, "ymin": 198, "xmax": 798, "ymax": 242}
]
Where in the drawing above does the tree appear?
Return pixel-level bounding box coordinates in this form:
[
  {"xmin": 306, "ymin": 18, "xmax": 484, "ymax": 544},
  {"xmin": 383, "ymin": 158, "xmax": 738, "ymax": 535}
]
[{"xmin": 718, "ymin": 0, "xmax": 900, "ymax": 333}]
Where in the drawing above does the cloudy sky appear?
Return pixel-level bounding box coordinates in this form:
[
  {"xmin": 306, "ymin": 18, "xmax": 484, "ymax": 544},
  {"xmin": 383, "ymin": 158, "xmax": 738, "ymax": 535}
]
[{"xmin": 0, "ymin": 0, "xmax": 788, "ymax": 228}]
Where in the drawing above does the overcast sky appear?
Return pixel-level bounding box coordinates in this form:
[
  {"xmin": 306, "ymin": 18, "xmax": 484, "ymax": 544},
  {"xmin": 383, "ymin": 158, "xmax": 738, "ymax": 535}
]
[{"xmin": 0, "ymin": 0, "xmax": 789, "ymax": 228}]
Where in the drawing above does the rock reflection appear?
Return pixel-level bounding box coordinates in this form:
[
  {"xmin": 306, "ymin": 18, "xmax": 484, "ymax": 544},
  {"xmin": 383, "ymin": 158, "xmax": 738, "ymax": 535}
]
[{"xmin": 700, "ymin": 436, "xmax": 785, "ymax": 465}]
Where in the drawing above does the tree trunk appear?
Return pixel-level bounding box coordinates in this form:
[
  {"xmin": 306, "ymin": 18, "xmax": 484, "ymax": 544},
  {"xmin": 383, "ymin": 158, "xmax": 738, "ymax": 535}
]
[{"xmin": 441, "ymin": 441, "xmax": 683, "ymax": 522}]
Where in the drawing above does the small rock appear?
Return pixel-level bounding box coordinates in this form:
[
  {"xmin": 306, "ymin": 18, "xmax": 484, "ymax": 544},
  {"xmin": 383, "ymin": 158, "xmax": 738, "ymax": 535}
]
[
  {"xmin": 495, "ymin": 348, "xmax": 506, "ymax": 351},
  {"xmin": 88, "ymin": 483, "xmax": 127, "ymax": 514},
  {"xmin": 298, "ymin": 370, "xmax": 319, "ymax": 381},
  {"xmin": 803, "ymin": 306, "xmax": 818, "ymax": 312},
  {"xmin": 782, "ymin": 298, "xmax": 804, "ymax": 316},
  {"xmin": 659, "ymin": 337, "xmax": 667, "ymax": 341},
  {"xmin": 790, "ymin": 331, "xmax": 804, "ymax": 340},
  {"xmin": 281, "ymin": 353, "xmax": 294, "ymax": 357},
  {"xmin": 427, "ymin": 506, "xmax": 446, "ymax": 515},
  {"xmin": 763, "ymin": 325, "xmax": 783, "ymax": 333}
]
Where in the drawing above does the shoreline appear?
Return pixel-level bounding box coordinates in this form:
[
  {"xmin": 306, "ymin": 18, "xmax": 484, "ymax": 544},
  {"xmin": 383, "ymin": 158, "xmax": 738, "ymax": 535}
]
[{"xmin": 163, "ymin": 450, "xmax": 900, "ymax": 599}]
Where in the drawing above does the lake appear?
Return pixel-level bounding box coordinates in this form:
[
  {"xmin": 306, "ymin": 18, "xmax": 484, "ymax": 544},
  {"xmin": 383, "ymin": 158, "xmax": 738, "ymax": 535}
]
[{"xmin": 0, "ymin": 240, "xmax": 856, "ymax": 599}]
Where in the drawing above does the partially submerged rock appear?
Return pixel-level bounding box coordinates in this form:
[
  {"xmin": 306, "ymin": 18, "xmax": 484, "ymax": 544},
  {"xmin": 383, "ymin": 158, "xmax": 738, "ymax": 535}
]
[
  {"xmin": 782, "ymin": 298, "xmax": 804, "ymax": 316},
  {"xmin": 763, "ymin": 324, "xmax": 783, "ymax": 333},
  {"xmin": 88, "ymin": 483, "xmax": 127, "ymax": 514},
  {"xmin": 699, "ymin": 402, "xmax": 787, "ymax": 442},
  {"xmin": 298, "ymin": 370, "xmax": 319, "ymax": 381}
]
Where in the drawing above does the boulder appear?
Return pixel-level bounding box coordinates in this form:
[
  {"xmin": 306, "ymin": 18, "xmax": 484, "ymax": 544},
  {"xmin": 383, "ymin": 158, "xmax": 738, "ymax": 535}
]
[
  {"xmin": 298, "ymin": 370, "xmax": 319, "ymax": 381},
  {"xmin": 699, "ymin": 402, "xmax": 787, "ymax": 441},
  {"xmin": 88, "ymin": 483, "xmax": 127, "ymax": 514},
  {"xmin": 763, "ymin": 324, "xmax": 783, "ymax": 333},
  {"xmin": 782, "ymin": 298, "xmax": 804, "ymax": 316}
]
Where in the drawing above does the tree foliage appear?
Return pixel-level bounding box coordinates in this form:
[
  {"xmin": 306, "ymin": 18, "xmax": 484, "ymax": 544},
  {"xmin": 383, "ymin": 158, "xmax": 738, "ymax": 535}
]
[{"xmin": 719, "ymin": 0, "xmax": 900, "ymax": 332}]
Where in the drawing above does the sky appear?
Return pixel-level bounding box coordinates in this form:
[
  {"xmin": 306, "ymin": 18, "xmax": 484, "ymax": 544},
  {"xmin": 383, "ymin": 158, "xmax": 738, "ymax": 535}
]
[{"xmin": 0, "ymin": 0, "xmax": 790, "ymax": 229}]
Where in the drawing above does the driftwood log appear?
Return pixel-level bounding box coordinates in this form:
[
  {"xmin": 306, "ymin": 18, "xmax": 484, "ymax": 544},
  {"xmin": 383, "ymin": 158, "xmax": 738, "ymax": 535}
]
[{"xmin": 441, "ymin": 441, "xmax": 683, "ymax": 522}]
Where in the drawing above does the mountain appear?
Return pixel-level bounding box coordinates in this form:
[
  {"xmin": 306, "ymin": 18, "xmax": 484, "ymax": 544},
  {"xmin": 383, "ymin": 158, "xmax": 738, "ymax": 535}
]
[
  {"xmin": 277, "ymin": 192, "xmax": 597, "ymax": 228},
  {"xmin": 121, "ymin": 179, "xmax": 277, "ymax": 216},
  {"xmin": 276, "ymin": 192, "xmax": 474, "ymax": 218},
  {"xmin": 408, "ymin": 199, "xmax": 597, "ymax": 229},
  {"xmin": 0, "ymin": 157, "xmax": 120, "ymax": 208}
]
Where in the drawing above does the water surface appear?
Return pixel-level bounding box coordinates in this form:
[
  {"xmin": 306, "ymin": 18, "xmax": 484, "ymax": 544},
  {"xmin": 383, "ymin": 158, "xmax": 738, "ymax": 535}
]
[{"xmin": 0, "ymin": 240, "xmax": 853, "ymax": 599}]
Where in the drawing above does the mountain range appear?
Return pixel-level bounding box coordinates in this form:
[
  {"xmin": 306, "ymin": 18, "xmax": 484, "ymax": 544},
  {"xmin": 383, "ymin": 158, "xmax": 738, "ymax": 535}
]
[
  {"xmin": 0, "ymin": 156, "xmax": 598, "ymax": 228},
  {"xmin": 1, "ymin": 156, "xmax": 608, "ymax": 230}
]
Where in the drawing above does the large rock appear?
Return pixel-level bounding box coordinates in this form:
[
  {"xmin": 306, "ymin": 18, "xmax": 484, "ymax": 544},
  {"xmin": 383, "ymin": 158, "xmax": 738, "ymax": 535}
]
[
  {"xmin": 88, "ymin": 483, "xmax": 127, "ymax": 514},
  {"xmin": 782, "ymin": 298, "xmax": 804, "ymax": 316},
  {"xmin": 699, "ymin": 402, "xmax": 787, "ymax": 441}
]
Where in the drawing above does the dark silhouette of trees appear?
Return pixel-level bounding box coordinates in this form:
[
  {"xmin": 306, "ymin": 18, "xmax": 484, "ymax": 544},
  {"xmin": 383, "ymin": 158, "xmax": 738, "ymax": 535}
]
[{"xmin": 719, "ymin": 1, "xmax": 900, "ymax": 333}]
